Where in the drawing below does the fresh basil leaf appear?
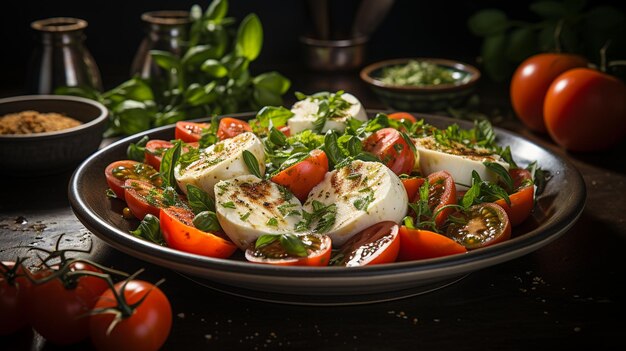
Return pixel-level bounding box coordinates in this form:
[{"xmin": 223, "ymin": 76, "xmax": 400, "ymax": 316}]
[
  {"xmin": 484, "ymin": 161, "xmax": 514, "ymax": 193},
  {"xmin": 253, "ymin": 86, "xmax": 283, "ymax": 107},
  {"xmin": 192, "ymin": 211, "xmax": 222, "ymax": 232},
  {"xmin": 255, "ymin": 106, "xmax": 294, "ymax": 128},
  {"xmin": 269, "ymin": 127, "xmax": 287, "ymax": 146},
  {"xmin": 498, "ymin": 146, "xmax": 518, "ymax": 168},
  {"xmin": 182, "ymin": 45, "xmax": 220, "ymax": 68},
  {"xmin": 150, "ymin": 50, "xmax": 181, "ymax": 70},
  {"xmin": 201, "ymin": 59, "xmax": 228, "ymax": 78},
  {"xmin": 253, "ymin": 71, "xmax": 291, "ymax": 95},
  {"xmin": 467, "ymin": 9, "xmax": 509, "ymax": 36},
  {"xmin": 204, "ymin": 0, "xmax": 228, "ymax": 21},
  {"xmin": 255, "ymin": 234, "xmax": 279, "ymax": 249},
  {"xmin": 127, "ymin": 135, "xmax": 149, "ymax": 162},
  {"xmin": 160, "ymin": 140, "xmax": 182, "ymax": 188},
  {"xmin": 130, "ymin": 214, "xmax": 164, "ymax": 245},
  {"xmin": 236, "ymin": 14, "xmax": 263, "ymax": 61},
  {"xmin": 462, "ymin": 171, "xmax": 482, "ymax": 208},
  {"xmin": 114, "ymin": 100, "xmax": 153, "ymax": 135},
  {"xmin": 279, "ymin": 234, "xmax": 308, "ymax": 257},
  {"xmin": 186, "ymin": 184, "xmax": 215, "ymax": 213},
  {"xmin": 242, "ymin": 150, "xmax": 263, "ymax": 178},
  {"xmin": 323, "ymin": 130, "xmax": 343, "ymax": 167}
]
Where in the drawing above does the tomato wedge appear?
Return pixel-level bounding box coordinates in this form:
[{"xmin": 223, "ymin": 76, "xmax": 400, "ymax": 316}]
[
  {"xmin": 175, "ymin": 121, "xmax": 210, "ymax": 143},
  {"xmin": 159, "ymin": 206, "xmax": 237, "ymax": 258},
  {"xmin": 124, "ymin": 179, "xmax": 168, "ymax": 220},
  {"xmin": 105, "ymin": 160, "xmax": 162, "ymax": 199},
  {"xmin": 331, "ymin": 221, "xmax": 400, "ymax": 266},
  {"xmin": 245, "ymin": 234, "xmax": 332, "ymax": 266},
  {"xmin": 144, "ymin": 139, "xmax": 174, "ymax": 170},
  {"xmin": 388, "ymin": 112, "xmax": 417, "ymax": 123},
  {"xmin": 397, "ymin": 226, "xmax": 467, "ymax": 261},
  {"xmin": 445, "ymin": 203, "xmax": 511, "ymax": 249},
  {"xmin": 495, "ymin": 168, "xmax": 535, "ymax": 226},
  {"xmin": 427, "ymin": 171, "xmax": 457, "ymax": 228},
  {"xmin": 363, "ymin": 128, "xmax": 415, "ymax": 176},
  {"xmin": 270, "ymin": 149, "xmax": 329, "ymax": 202},
  {"xmin": 401, "ymin": 176, "xmax": 425, "ymax": 203},
  {"xmin": 217, "ymin": 117, "xmax": 252, "ymax": 140}
]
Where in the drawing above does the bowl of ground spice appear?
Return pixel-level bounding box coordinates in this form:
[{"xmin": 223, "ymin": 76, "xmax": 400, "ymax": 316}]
[
  {"xmin": 0, "ymin": 95, "xmax": 108, "ymax": 174},
  {"xmin": 360, "ymin": 58, "xmax": 481, "ymax": 112}
]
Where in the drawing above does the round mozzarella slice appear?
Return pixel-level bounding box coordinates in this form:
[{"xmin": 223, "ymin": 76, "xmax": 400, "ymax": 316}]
[
  {"xmin": 413, "ymin": 136, "xmax": 509, "ymax": 188},
  {"xmin": 303, "ymin": 160, "xmax": 407, "ymax": 247},
  {"xmin": 215, "ymin": 175, "xmax": 304, "ymax": 250},
  {"xmin": 288, "ymin": 93, "xmax": 367, "ymax": 135},
  {"xmin": 175, "ymin": 132, "xmax": 265, "ymax": 197}
]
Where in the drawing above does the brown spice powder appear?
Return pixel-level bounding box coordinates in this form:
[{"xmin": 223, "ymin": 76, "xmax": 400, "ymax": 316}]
[{"xmin": 0, "ymin": 110, "xmax": 82, "ymax": 135}]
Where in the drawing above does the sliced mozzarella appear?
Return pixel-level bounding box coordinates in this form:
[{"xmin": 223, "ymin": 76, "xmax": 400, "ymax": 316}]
[
  {"xmin": 413, "ymin": 136, "xmax": 509, "ymax": 188},
  {"xmin": 215, "ymin": 175, "xmax": 303, "ymax": 250},
  {"xmin": 175, "ymin": 132, "xmax": 265, "ymax": 197},
  {"xmin": 303, "ymin": 160, "xmax": 407, "ymax": 247},
  {"xmin": 287, "ymin": 93, "xmax": 367, "ymax": 135}
]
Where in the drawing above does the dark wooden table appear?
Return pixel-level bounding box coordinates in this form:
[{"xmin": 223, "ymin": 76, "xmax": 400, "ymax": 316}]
[{"xmin": 2, "ymin": 69, "xmax": 625, "ymax": 350}]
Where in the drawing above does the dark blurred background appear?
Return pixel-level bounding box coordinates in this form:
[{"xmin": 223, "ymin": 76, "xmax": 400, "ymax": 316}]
[{"xmin": 1, "ymin": 0, "xmax": 624, "ymax": 95}]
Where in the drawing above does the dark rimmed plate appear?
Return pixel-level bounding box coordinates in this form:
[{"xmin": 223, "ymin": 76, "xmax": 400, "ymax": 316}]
[{"xmin": 69, "ymin": 112, "xmax": 585, "ymax": 305}]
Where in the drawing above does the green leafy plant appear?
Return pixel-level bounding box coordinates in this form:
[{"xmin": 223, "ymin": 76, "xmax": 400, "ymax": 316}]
[
  {"xmin": 468, "ymin": 0, "xmax": 625, "ymax": 81},
  {"xmin": 58, "ymin": 0, "xmax": 290, "ymax": 136}
]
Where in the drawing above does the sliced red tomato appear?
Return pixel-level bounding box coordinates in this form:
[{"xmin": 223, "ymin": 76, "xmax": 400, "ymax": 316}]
[
  {"xmin": 278, "ymin": 125, "xmax": 291, "ymax": 137},
  {"xmin": 105, "ymin": 160, "xmax": 161, "ymax": 199},
  {"xmin": 270, "ymin": 149, "xmax": 329, "ymax": 202},
  {"xmin": 427, "ymin": 171, "xmax": 457, "ymax": 228},
  {"xmin": 217, "ymin": 117, "xmax": 252, "ymax": 140},
  {"xmin": 175, "ymin": 121, "xmax": 210, "ymax": 143},
  {"xmin": 331, "ymin": 221, "xmax": 400, "ymax": 266},
  {"xmin": 388, "ymin": 112, "xmax": 417, "ymax": 123},
  {"xmin": 159, "ymin": 206, "xmax": 237, "ymax": 258},
  {"xmin": 363, "ymin": 128, "xmax": 415, "ymax": 176},
  {"xmin": 495, "ymin": 168, "xmax": 535, "ymax": 226},
  {"xmin": 144, "ymin": 139, "xmax": 174, "ymax": 170},
  {"xmin": 28, "ymin": 262, "xmax": 108, "ymax": 345},
  {"xmin": 445, "ymin": 203, "xmax": 511, "ymax": 249},
  {"xmin": 0, "ymin": 261, "xmax": 32, "ymax": 335},
  {"xmin": 397, "ymin": 226, "xmax": 467, "ymax": 261},
  {"xmin": 245, "ymin": 234, "xmax": 332, "ymax": 266},
  {"xmin": 89, "ymin": 280, "xmax": 172, "ymax": 351},
  {"xmin": 124, "ymin": 179, "xmax": 167, "ymax": 220},
  {"xmin": 401, "ymin": 176, "xmax": 425, "ymax": 203}
]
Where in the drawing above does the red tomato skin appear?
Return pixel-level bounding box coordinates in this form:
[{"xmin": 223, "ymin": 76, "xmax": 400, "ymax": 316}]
[
  {"xmin": 427, "ymin": 171, "xmax": 457, "ymax": 228},
  {"xmin": 159, "ymin": 207, "xmax": 237, "ymax": 258},
  {"xmin": 363, "ymin": 128, "xmax": 415, "ymax": 176},
  {"xmin": 175, "ymin": 121, "xmax": 210, "ymax": 143},
  {"xmin": 105, "ymin": 160, "xmax": 161, "ymax": 199},
  {"xmin": 0, "ymin": 262, "xmax": 31, "ymax": 335},
  {"xmin": 388, "ymin": 112, "xmax": 417, "ymax": 123},
  {"xmin": 217, "ymin": 117, "xmax": 252, "ymax": 140},
  {"xmin": 397, "ymin": 226, "xmax": 467, "ymax": 261},
  {"xmin": 28, "ymin": 263, "xmax": 108, "ymax": 345},
  {"xmin": 544, "ymin": 68, "xmax": 626, "ymax": 151},
  {"xmin": 270, "ymin": 150, "xmax": 329, "ymax": 203},
  {"xmin": 510, "ymin": 53, "xmax": 588, "ymax": 133},
  {"xmin": 144, "ymin": 140, "xmax": 174, "ymax": 170},
  {"xmin": 89, "ymin": 280, "xmax": 172, "ymax": 351},
  {"xmin": 401, "ymin": 177, "xmax": 425, "ymax": 203},
  {"xmin": 495, "ymin": 168, "xmax": 535, "ymax": 226},
  {"xmin": 124, "ymin": 179, "xmax": 163, "ymax": 220}
]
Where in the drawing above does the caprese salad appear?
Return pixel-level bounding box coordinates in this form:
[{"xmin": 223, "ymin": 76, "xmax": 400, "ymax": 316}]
[{"xmin": 104, "ymin": 91, "xmax": 545, "ymax": 267}]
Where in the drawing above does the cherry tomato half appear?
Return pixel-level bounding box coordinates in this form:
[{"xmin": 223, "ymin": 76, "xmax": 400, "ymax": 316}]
[
  {"xmin": 495, "ymin": 168, "xmax": 534, "ymax": 226},
  {"xmin": 363, "ymin": 128, "xmax": 415, "ymax": 176},
  {"xmin": 245, "ymin": 234, "xmax": 332, "ymax": 266},
  {"xmin": 510, "ymin": 53, "xmax": 588, "ymax": 133},
  {"xmin": 105, "ymin": 160, "xmax": 161, "ymax": 199},
  {"xmin": 331, "ymin": 221, "xmax": 400, "ymax": 266},
  {"xmin": 124, "ymin": 179, "xmax": 167, "ymax": 220},
  {"xmin": 544, "ymin": 68, "xmax": 626, "ymax": 151},
  {"xmin": 28, "ymin": 262, "xmax": 108, "ymax": 345},
  {"xmin": 397, "ymin": 226, "xmax": 467, "ymax": 261},
  {"xmin": 144, "ymin": 140, "xmax": 174, "ymax": 170},
  {"xmin": 217, "ymin": 117, "xmax": 252, "ymax": 140},
  {"xmin": 427, "ymin": 171, "xmax": 457, "ymax": 228},
  {"xmin": 174, "ymin": 121, "xmax": 210, "ymax": 143},
  {"xmin": 401, "ymin": 176, "xmax": 425, "ymax": 203},
  {"xmin": 445, "ymin": 202, "xmax": 511, "ymax": 250},
  {"xmin": 90, "ymin": 280, "xmax": 172, "ymax": 351},
  {"xmin": 0, "ymin": 261, "xmax": 31, "ymax": 335},
  {"xmin": 159, "ymin": 206, "xmax": 237, "ymax": 258},
  {"xmin": 270, "ymin": 149, "xmax": 329, "ymax": 203},
  {"xmin": 388, "ymin": 112, "xmax": 417, "ymax": 123}
]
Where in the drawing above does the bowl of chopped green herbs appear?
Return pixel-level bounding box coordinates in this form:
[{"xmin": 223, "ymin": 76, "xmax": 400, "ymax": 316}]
[{"xmin": 360, "ymin": 58, "xmax": 480, "ymax": 112}]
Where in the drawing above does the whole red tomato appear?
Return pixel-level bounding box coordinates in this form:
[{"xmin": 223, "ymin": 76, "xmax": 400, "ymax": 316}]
[
  {"xmin": 510, "ymin": 53, "xmax": 588, "ymax": 132},
  {"xmin": 89, "ymin": 280, "xmax": 172, "ymax": 351},
  {"xmin": 544, "ymin": 68, "xmax": 626, "ymax": 151},
  {"xmin": 0, "ymin": 261, "xmax": 32, "ymax": 335}
]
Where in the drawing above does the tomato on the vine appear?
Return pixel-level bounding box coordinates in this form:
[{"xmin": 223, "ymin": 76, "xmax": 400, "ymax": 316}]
[
  {"xmin": 270, "ymin": 149, "xmax": 329, "ymax": 203},
  {"xmin": 105, "ymin": 160, "xmax": 161, "ymax": 199},
  {"xmin": 331, "ymin": 221, "xmax": 400, "ymax": 266},
  {"xmin": 363, "ymin": 128, "xmax": 415, "ymax": 176},
  {"xmin": 28, "ymin": 262, "xmax": 109, "ymax": 345},
  {"xmin": 89, "ymin": 279, "xmax": 172, "ymax": 351},
  {"xmin": 544, "ymin": 67, "xmax": 626, "ymax": 151},
  {"xmin": 510, "ymin": 53, "xmax": 588, "ymax": 133},
  {"xmin": 0, "ymin": 261, "xmax": 31, "ymax": 335}
]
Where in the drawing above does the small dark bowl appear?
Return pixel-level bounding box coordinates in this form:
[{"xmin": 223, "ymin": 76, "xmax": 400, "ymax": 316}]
[
  {"xmin": 360, "ymin": 58, "xmax": 481, "ymax": 112},
  {"xmin": 0, "ymin": 95, "xmax": 108, "ymax": 175}
]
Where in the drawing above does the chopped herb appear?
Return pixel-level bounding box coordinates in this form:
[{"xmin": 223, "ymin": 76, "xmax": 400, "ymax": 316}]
[
  {"xmin": 240, "ymin": 212, "xmax": 251, "ymax": 221},
  {"xmin": 353, "ymin": 191, "xmax": 375, "ymax": 212},
  {"xmin": 221, "ymin": 201, "xmax": 236, "ymax": 209},
  {"xmin": 266, "ymin": 217, "xmax": 279, "ymax": 227},
  {"xmin": 105, "ymin": 188, "xmax": 117, "ymax": 198},
  {"xmin": 242, "ymin": 150, "xmax": 263, "ymax": 178}
]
